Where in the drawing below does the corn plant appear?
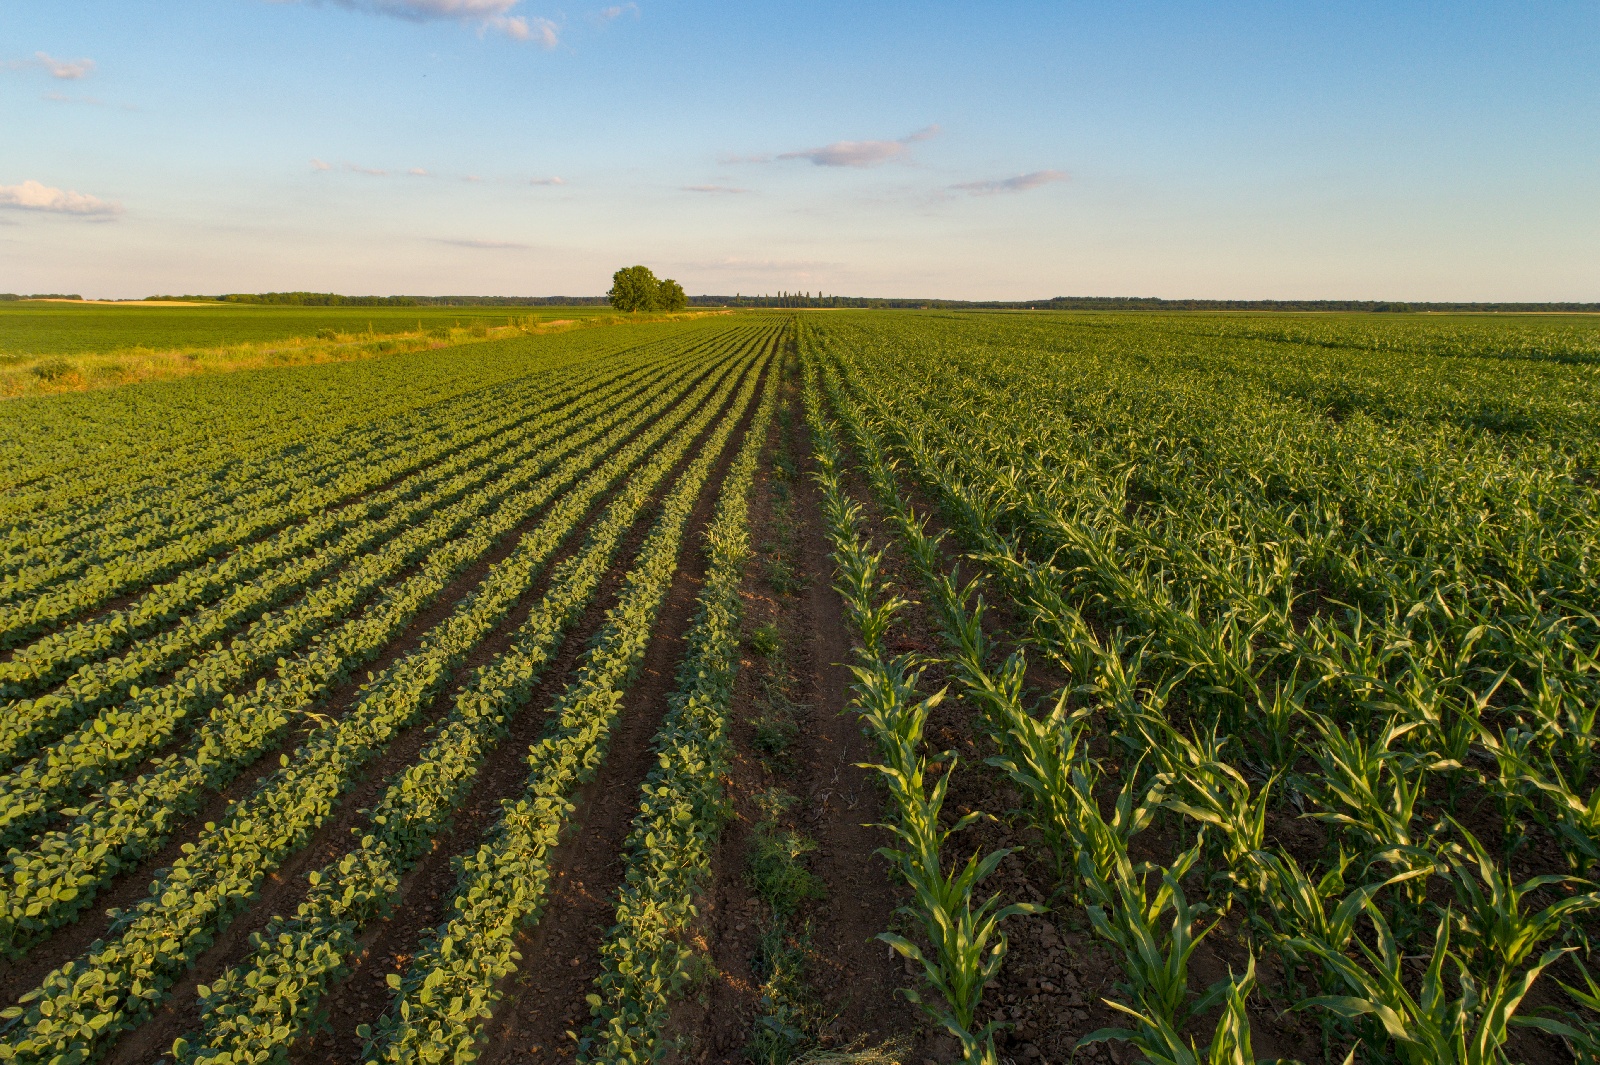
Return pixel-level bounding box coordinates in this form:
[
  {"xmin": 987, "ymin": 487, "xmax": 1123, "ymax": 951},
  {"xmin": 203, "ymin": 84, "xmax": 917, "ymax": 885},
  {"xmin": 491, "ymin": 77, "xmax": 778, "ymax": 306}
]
[
  {"xmin": 1513, "ymin": 957, "xmax": 1600, "ymax": 1063},
  {"xmin": 1294, "ymin": 905, "xmax": 1570, "ymax": 1065},
  {"xmin": 874, "ymin": 760, "xmax": 1044, "ymax": 1064},
  {"xmin": 1081, "ymin": 955, "xmax": 1298, "ymax": 1065},
  {"xmin": 1442, "ymin": 821, "xmax": 1600, "ymax": 982}
]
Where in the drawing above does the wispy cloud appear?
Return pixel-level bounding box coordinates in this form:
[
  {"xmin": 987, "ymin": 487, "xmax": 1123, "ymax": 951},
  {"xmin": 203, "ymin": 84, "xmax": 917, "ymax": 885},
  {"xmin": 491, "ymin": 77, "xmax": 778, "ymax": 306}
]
[
  {"xmin": 950, "ymin": 169, "xmax": 1069, "ymax": 195},
  {"xmin": 407, "ymin": 167, "xmax": 430, "ymax": 176},
  {"xmin": 309, "ymin": 1, "xmax": 559, "ymax": 43},
  {"xmin": 595, "ymin": 2, "xmax": 638, "ymax": 22},
  {"xmin": 683, "ymin": 184, "xmax": 749, "ymax": 194},
  {"xmin": 690, "ymin": 256, "xmax": 838, "ymax": 273},
  {"xmin": 346, "ymin": 162, "xmax": 389, "ymax": 176},
  {"xmin": 771, "ymin": 125, "xmax": 941, "ymax": 168},
  {"xmin": 0, "ymin": 179, "xmax": 121, "ymax": 216},
  {"xmin": 529, "ymin": 176, "xmax": 566, "ymax": 186},
  {"xmin": 7, "ymin": 52, "xmax": 96, "ymax": 79},
  {"xmin": 432, "ymin": 237, "xmax": 531, "ymax": 249},
  {"xmin": 310, "ymin": 158, "xmax": 333, "ymax": 171}
]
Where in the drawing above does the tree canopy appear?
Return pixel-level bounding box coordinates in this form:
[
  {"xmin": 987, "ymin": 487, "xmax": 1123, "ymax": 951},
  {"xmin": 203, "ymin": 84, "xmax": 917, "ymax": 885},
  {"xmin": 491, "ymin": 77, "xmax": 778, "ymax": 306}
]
[{"xmin": 608, "ymin": 265, "xmax": 687, "ymax": 312}]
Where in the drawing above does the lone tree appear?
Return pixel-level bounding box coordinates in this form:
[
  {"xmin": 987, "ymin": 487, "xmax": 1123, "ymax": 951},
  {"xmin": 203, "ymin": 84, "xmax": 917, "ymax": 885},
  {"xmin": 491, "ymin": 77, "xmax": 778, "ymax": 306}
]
[{"xmin": 607, "ymin": 265, "xmax": 687, "ymax": 312}]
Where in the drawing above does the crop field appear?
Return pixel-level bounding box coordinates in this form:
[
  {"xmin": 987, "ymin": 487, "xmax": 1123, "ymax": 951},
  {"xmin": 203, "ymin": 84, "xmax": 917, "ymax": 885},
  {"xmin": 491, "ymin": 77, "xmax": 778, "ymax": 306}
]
[
  {"xmin": 0, "ymin": 303, "xmax": 608, "ymax": 358},
  {"xmin": 1, "ymin": 309, "xmax": 1598, "ymax": 1065},
  {"xmin": 0, "ymin": 302, "xmax": 634, "ymax": 398}
]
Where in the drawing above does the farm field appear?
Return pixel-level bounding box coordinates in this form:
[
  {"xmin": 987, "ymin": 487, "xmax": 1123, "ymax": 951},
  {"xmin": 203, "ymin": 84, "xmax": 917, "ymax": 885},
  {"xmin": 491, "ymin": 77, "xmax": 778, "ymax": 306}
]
[
  {"xmin": 1, "ymin": 308, "xmax": 1599, "ymax": 1065},
  {"xmin": 0, "ymin": 302, "xmax": 650, "ymax": 398},
  {"xmin": 0, "ymin": 302, "xmax": 609, "ymax": 357}
]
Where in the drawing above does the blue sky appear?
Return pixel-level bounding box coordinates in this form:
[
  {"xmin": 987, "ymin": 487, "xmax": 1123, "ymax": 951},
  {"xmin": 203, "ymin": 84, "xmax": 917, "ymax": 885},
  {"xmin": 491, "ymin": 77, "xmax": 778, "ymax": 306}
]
[{"xmin": 1, "ymin": 1, "xmax": 1595, "ymax": 300}]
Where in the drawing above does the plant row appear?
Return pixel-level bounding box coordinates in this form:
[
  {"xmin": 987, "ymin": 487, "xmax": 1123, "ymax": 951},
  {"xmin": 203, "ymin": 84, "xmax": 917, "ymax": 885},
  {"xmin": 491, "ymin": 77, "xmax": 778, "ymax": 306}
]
[
  {"xmin": 0, "ymin": 324, "xmax": 752, "ymax": 641},
  {"xmin": 0, "ymin": 347, "xmax": 680, "ymax": 705},
  {"xmin": 0, "ymin": 317, "xmax": 731, "ymax": 571},
  {"xmin": 575, "ymin": 360, "xmax": 778, "ymax": 1062},
  {"xmin": 0, "ymin": 339, "xmax": 768, "ymax": 1064},
  {"xmin": 0, "ymin": 354, "xmax": 686, "ymax": 768},
  {"xmin": 806, "ymin": 318, "xmax": 1600, "ymax": 1064},
  {"xmin": 0, "ymin": 344, "xmax": 754, "ymax": 959},
  {"xmin": 169, "ymin": 342, "xmax": 777, "ymax": 1065},
  {"xmin": 801, "ymin": 359, "xmax": 1037, "ymax": 1065},
  {"xmin": 0, "ymin": 352, "xmax": 725, "ymax": 854},
  {"xmin": 358, "ymin": 346, "xmax": 778, "ymax": 1065}
]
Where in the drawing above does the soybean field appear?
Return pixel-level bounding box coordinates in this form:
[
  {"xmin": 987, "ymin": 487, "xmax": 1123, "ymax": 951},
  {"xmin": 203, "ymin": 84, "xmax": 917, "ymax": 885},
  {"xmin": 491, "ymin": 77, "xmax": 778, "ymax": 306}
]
[{"xmin": 2, "ymin": 309, "xmax": 1600, "ymax": 1065}]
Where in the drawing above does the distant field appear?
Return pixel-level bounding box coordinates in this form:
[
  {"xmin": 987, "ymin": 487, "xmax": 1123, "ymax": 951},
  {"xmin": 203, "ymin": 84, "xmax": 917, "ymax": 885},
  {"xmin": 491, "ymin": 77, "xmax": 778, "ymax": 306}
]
[{"xmin": 0, "ymin": 301, "xmax": 605, "ymax": 357}]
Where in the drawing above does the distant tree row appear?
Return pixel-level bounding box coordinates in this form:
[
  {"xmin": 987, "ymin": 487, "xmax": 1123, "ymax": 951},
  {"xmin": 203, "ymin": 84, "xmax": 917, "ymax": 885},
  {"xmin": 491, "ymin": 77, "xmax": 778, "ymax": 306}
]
[
  {"xmin": 687, "ymin": 294, "xmax": 1600, "ymax": 313},
  {"xmin": 607, "ymin": 266, "xmax": 687, "ymax": 312},
  {"xmin": 0, "ymin": 293, "xmax": 84, "ymax": 301}
]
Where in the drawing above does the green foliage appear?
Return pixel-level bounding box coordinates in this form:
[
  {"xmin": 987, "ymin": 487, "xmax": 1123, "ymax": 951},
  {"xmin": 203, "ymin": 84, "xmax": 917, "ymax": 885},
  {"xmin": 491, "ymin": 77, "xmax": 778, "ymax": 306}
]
[
  {"xmin": 608, "ymin": 266, "xmax": 689, "ymax": 313},
  {"xmin": 0, "ymin": 300, "xmax": 593, "ymax": 358},
  {"xmin": 0, "ymin": 320, "xmax": 782, "ymax": 1065},
  {"xmin": 799, "ymin": 308, "xmax": 1600, "ymax": 1065}
]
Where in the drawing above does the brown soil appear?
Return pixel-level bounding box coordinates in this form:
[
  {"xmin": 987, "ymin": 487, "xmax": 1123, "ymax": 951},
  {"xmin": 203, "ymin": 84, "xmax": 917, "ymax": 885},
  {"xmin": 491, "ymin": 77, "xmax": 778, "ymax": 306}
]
[{"xmin": 664, "ymin": 371, "xmax": 927, "ymax": 1064}]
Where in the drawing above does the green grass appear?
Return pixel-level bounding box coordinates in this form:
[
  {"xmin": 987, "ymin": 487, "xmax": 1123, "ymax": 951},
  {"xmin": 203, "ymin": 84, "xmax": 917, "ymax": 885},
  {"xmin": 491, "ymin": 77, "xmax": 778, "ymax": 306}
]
[{"xmin": 0, "ymin": 301, "xmax": 605, "ymax": 358}]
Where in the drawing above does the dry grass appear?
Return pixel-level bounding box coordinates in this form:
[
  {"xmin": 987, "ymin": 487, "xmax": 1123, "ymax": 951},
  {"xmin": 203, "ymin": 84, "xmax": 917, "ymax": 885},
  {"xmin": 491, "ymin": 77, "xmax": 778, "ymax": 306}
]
[{"xmin": 0, "ymin": 310, "xmax": 730, "ymax": 399}]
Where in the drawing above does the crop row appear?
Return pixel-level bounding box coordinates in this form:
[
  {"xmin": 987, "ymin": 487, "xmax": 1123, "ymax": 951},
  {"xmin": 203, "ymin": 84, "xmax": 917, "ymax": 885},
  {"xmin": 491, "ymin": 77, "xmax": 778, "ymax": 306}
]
[
  {"xmin": 0, "ymin": 335, "xmax": 769, "ymax": 1064},
  {"xmin": 0, "ymin": 316, "xmax": 696, "ymax": 544},
  {"xmin": 803, "ymin": 360, "xmax": 1036, "ymax": 1065},
  {"xmin": 0, "ymin": 353, "xmax": 688, "ymax": 767},
  {"xmin": 169, "ymin": 340, "xmax": 776, "ymax": 1065},
  {"xmin": 0, "ymin": 325, "xmax": 735, "ymax": 638},
  {"xmin": 0, "ymin": 348, "xmax": 730, "ymax": 854},
  {"xmin": 814, "ymin": 316, "xmax": 1599, "ymax": 879},
  {"xmin": 359, "ymin": 344, "xmax": 780, "ymax": 1065},
  {"xmin": 0, "ymin": 346, "xmax": 681, "ymax": 702},
  {"xmin": 575, "ymin": 356, "xmax": 777, "ymax": 1063},
  {"xmin": 0, "ymin": 340, "xmax": 757, "ymax": 959},
  {"xmin": 0, "ymin": 358, "xmax": 545, "ymax": 604}
]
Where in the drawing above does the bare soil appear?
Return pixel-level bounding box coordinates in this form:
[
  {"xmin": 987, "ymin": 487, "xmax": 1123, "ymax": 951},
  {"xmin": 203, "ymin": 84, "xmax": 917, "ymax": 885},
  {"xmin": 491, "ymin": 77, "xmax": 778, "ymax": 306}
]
[{"xmin": 667, "ymin": 371, "xmax": 927, "ymax": 1063}]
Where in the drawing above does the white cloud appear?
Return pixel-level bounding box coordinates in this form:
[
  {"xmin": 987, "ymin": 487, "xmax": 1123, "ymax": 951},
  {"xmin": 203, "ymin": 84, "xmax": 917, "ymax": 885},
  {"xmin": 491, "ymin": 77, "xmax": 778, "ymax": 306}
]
[
  {"xmin": 37, "ymin": 52, "xmax": 95, "ymax": 79},
  {"xmin": 595, "ymin": 2, "xmax": 638, "ymax": 21},
  {"xmin": 346, "ymin": 162, "xmax": 389, "ymax": 176},
  {"xmin": 0, "ymin": 179, "xmax": 120, "ymax": 216},
  {"xmin": 491, "ymin": 15, "xmax": 558, "ymax": 46},
  {"xmin": 950, "ymin": 169, "xmax": 1069, "ymax": 195},
  {"xmin": 773, "ymin": 125, "xmax": 940, "ymax": 168},
  {"xmin": 311, "ymin": 158, "xmax": 333, "ymax": 171},
  {"xmin": 408, "ymin": 167, "xmax": 430, "ymax": 176},
  {"xmin": 691, "ymin": 257, "xmax": 838, "ymax": 272},
  {"xmin": 7, "ymin": 52, "xmax": 97, "ymax": 79},
  {"xmin": 529, "ymin": 176, "xmax": 566, "ymax": 185},
  {"xmin": 683, "ymin": 184, "xmax": 749, "ymax": 194},
  {"xmin": 312, "ymin": 1, "xmax": 557, "ymax": 42},
  {"xmin": 433, "ymin": 237, "xmax": 530, "ymax": 249}
]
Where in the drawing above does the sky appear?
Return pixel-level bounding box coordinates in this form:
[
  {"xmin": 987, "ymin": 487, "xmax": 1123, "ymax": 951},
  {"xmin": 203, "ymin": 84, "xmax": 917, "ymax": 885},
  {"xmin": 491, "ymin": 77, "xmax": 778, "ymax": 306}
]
[{"xmin": 1, "ymin": 1, "xmax": 1596, "ymax": 301}]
